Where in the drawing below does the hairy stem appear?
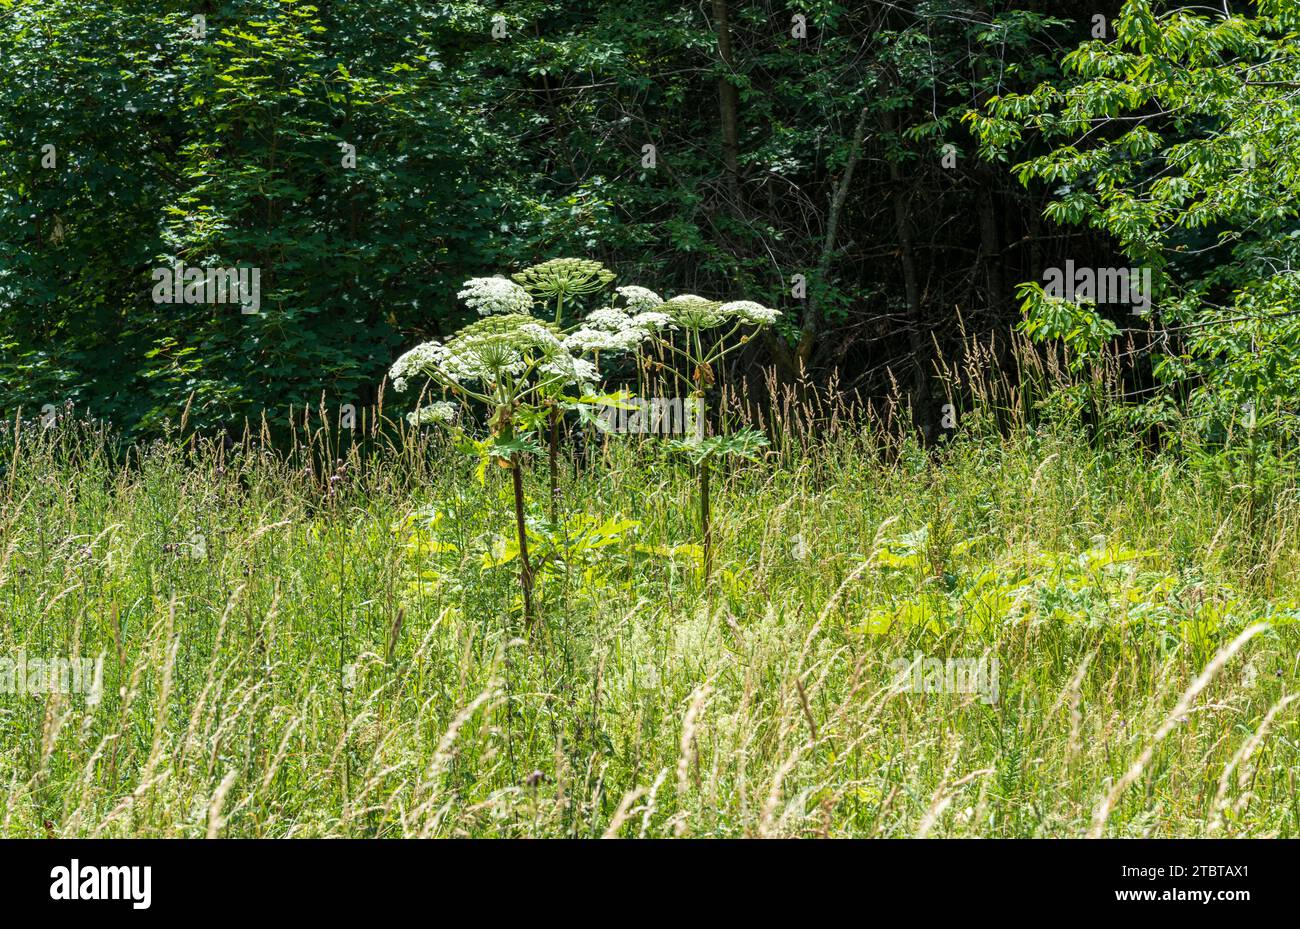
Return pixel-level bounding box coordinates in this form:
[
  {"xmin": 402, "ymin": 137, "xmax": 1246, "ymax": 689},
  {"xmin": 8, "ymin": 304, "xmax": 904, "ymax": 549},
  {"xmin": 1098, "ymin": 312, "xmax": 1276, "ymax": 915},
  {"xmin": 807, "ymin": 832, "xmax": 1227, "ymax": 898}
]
[
  {"xmin": 548, "ymin": 405, "xmax": 559, "ymax": 523},
  {"xmin": 700, "ymin": 458, "xmax": 712, "ymax": 583},
  {"xmin": 511, "ymin": 458, "xmax": 536, "ymax": 629}
]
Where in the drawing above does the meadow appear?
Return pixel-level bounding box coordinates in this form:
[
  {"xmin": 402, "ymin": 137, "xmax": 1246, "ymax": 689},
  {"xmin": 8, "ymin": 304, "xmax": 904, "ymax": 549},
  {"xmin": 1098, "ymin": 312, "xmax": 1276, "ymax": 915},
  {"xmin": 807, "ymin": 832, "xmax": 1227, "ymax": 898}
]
[{"xmin": 2, "ymin": 356, "xmax": 1298, "ymax": 839}]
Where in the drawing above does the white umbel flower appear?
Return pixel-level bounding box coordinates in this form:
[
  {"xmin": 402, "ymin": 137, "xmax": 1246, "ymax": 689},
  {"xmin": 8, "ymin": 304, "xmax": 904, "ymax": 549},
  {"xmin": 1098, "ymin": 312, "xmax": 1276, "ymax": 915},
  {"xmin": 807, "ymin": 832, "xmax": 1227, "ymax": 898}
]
[
  {"xmin": 518, "ymin": 322, "xmax": 565, "ymax": 352},
  {"xmin": 662, "ymin": 294, "xmax": 727, "ymax": 330},
  {"xmin": 719, "ymin": 300, "xmax": 781, "ymax": 325},
  {"xmin": 389, "ymin": 341, "xmax": 449, "ymax": 393},
  {"xmin": 539, "ymin": 354, "xmax": 599, "ymax": 390},
  {"xmin": 457, "ymin": 276, "xmax": 534, "ymax": 316},
  {"xmin": 390, "ymin": 316, "xmax": 568, "ymax": 390},
  {"xmin": 582, "ymin": 308, "xmax": 633, "ymax": 332},
  {"xmin": 629, "ymin": 310, "xmax": 673, "ymax": 332},
  {"xmin": 407, "ymin": 401, "xmax": 459, "ymax": 426},
  {"xmin": 564, "ymin": 327, "xmax": 643, "ymax": 354},
  {"xmin": 565, "ymin": 303, "xmax": 663, "ymax": 355},
  {"xmin": 615, "ymin": 285, "xmax": 663, "ymax": 313}
]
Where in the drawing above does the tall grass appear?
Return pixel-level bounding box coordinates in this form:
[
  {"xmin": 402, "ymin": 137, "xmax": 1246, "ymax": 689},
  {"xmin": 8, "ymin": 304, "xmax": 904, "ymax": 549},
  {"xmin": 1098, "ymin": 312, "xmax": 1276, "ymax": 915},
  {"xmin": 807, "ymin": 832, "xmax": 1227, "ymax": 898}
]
[{"xmin": 1, "ymin": 345, "xmax": 1298, "ymax": 837}]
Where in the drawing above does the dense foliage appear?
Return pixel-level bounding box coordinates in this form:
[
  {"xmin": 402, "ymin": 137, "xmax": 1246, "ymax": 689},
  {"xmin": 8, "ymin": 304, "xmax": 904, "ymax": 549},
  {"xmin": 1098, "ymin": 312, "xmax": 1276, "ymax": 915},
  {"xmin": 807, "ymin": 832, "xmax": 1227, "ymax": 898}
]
[
  {"xmin": 2, "ymin": 0, "xmax": 1113, "ymax": 437},
  {"xmin": 5, "ymin": 2, "xmax": 1300, "ymax": 841},
  {"xmin": 973, "ymin": 0, "xmax": 1300, "ymax": 445}
]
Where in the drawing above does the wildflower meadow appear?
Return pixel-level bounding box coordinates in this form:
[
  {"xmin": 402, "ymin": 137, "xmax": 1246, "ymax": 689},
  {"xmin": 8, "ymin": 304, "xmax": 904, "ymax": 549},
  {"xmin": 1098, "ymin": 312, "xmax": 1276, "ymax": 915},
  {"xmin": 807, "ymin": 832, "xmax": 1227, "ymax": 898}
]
[{"xmin": 2, "ymin": 6, "xmax": 1298, "ymax": 903}]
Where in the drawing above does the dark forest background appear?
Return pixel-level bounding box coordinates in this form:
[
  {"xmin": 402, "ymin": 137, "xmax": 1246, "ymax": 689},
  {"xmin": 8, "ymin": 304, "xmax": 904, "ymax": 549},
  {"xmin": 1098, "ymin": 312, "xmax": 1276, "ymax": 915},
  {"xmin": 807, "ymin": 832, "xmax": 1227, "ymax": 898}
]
[{"xmin": 2, "ymin": 1, "xmax": 1136, "ymax": 437}]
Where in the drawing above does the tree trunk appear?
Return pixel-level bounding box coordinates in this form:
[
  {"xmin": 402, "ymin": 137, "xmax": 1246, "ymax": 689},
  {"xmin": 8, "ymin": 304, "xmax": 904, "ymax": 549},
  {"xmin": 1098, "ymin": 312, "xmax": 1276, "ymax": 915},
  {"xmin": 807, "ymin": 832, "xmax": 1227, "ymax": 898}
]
[
  {"xmin": 712, "ymin": 0, "xmax": 741, "ymax": 212},
  {"xmin": 884, "ymin": 110, "xmax": 930, "ymax": 434},
  {"xmin": 971, "ymin": 59, "xmax": 1004, "ymax": 321},
  {"xmin": 795, "ymin": 105, "xmax": 871, "ymax": 368},
  {"xmin": 977, "ymin": 164, "xmax": 1003, "ymax": 314}
]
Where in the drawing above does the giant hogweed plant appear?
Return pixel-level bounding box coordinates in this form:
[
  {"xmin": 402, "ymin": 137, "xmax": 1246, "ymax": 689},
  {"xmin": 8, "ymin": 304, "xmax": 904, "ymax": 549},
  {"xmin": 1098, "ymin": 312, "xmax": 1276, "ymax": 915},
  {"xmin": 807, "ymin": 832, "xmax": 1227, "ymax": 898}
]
[
  {"xmin": 388, "ymin": 259, "xmax": 664, "ymax": 627},
  {"xmin": 388, "ymin": 258, "xmax": 780, "ymax": 627},
  {"xmin": 515, "ymin": 259, "xmax": 633, "ymax": 518},
  {"xmin": 564, "ymin": 289, "xmax": 781, "ymax": 582},
  {"xmin": 389, "ymin": 311, "xmax": 581, "ymax": 627},
  {"xmin": 649, "ymin": 295, "xmax": 781, "ymax": 580}
]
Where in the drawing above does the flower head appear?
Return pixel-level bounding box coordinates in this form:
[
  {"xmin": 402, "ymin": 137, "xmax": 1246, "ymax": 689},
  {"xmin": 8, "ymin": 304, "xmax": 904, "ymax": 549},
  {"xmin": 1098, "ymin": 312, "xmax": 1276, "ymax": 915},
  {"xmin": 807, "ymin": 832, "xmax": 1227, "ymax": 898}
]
[
  {"xmin": 407, "ymin": 401, "xmax": 459, "ymax": 427},
  {"xmin": 564, "ymin": 326, "xmax": 644, "ymax": 355},
  {"xmin": 719, "ymin": 300, "xmax": 781, "ymax": 326},
  {"xmin": 390, "ymin": 315, "xmax": 568, "ymax": 391},
  {"xmin": 564, "ymin": 304, "xmax": 666, "ymax": 355},
  {"xmin": 513, "ymin": 258, "xmax": 615, "ymax": 300},
  {"xmin": 615, "ymin": 285, "xmax": 663, "ymax": 313},
  {"xmin": 662, "ymin": 294, "xmax": 727, "ymax": 330},
  {"xmin": 629, "ymin": 310, "xmax": 673, "ymax": 333},
  {"xmin": 457, "ymin": 276, "xmax": 534, "ymax": 316},
  {"xmin": 540, "ymin": 353, "xmax": 600, "ymax": 391},
  {"xmin": 389, "ymin": 340, "xmax": 450, "ymax": 393},
  {"xmin": 582, "ymin": 307, "xmax": 633, "ymax": 332}
]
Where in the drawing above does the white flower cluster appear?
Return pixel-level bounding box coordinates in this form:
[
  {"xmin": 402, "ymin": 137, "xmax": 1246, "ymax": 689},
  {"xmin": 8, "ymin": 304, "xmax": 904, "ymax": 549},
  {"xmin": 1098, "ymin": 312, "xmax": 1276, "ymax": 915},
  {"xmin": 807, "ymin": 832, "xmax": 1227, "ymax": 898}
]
[
  {"xmin": 407, "ymin": 400, "xmax": 459, "ymax": 426},
  {"xmin": 388, "ymin": 316, "xmax": 569, "ymax": 391},
  {"xmin": 662, "ymin": 294, "xmax": 727, "ymax": 330},
  {"xmin": 584, "ymin": 308, "xmax": 635, "ymax": 331},
  {"xmin": 630, "ymin": 310, "xmax": 673, "ymax": 331},
  {"xmin": 719, "ymin": 300, "xmax": 781, "ymax": 325},
  {"xmin": 661, "ymin": 294, "xmax": 780, "ymax": 330},
  {"xmin": 457, "ymin": 276, "xmax": 534, "ymax": 316},
  {"xmin": 517, "ymin": 321, "xmax": 565, "ymax": 352},
  {"xmin": 564, "ymin": 328, "xmax": 638, "ymax": 354},
  {"xmin": 389, "ymin": 341, "xmax": 449, "ymax": 393},
  {"xmin": 390, "ymin": 271, "xmax": 778, "ymax": 427},
  {"xmin": 564, "ymin": 303, "xmax": 672, "ymax": 356},
  {"xmin": 615, "ymin": 285, "xmax": 664, "ymax": 313},
  {"xmin": 539, "ymin": 353, "xmax": 599, "ymax": 390}
]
